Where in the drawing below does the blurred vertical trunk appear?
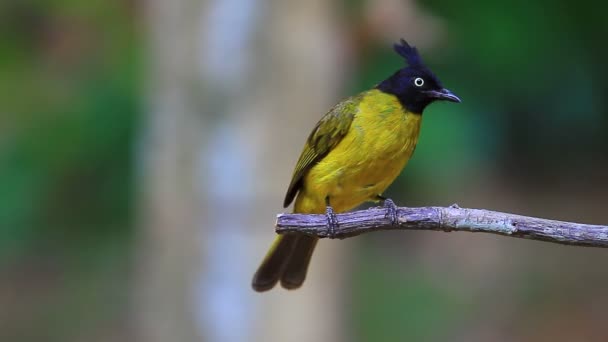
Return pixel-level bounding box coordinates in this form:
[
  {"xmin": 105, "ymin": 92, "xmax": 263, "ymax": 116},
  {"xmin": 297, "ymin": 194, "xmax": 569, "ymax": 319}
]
[
  {"xmin": 135, "ymin": 0, "xmax": 348, "ymax": 341},
  {"xmin": 135, "ymin": 0, "xmax": 204, "ymax": 341}
]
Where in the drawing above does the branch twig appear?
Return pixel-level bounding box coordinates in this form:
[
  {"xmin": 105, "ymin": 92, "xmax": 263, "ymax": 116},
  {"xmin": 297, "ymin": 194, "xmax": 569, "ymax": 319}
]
[{"xmin": 275, "ymin": 204, "xmax": 608, "ymax": 248}]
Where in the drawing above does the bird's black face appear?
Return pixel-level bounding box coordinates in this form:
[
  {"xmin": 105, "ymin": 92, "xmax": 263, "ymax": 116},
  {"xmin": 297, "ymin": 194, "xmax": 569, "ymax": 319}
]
[
  {"xmin": 381, "ymin": 68, "xmax": 461, "ymax": 113},
  {"xmin": 376, "ymin": 39, "xmax": 461, "ymax": 113}
]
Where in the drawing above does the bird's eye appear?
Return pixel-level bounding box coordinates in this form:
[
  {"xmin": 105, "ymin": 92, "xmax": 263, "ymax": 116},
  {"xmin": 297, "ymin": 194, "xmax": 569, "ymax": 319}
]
[{"xmin": 414, "ymin": 77, "xmax": 424, "ymax": 87}]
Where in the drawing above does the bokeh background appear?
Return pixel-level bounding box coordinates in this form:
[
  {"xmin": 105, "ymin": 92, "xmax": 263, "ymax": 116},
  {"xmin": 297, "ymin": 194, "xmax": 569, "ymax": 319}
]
[{"xmin": 2, "ymin": 0, "xmax": 608, "ymax": 341}]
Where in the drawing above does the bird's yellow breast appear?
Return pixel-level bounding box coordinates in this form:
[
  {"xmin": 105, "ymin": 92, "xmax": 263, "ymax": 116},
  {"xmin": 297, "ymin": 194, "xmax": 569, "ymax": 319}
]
[{"xmin": 294, "ymin": 89, "xmax": 422, "ymax": 214}]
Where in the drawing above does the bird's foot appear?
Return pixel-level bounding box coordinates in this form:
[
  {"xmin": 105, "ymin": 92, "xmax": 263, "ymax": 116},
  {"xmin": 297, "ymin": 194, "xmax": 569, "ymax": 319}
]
[
  {"xmin": 325, "ymin": 205, "xmax": 339, "ymax": 239},
  {"xmin": 379, "ymin": 197, "xmax": 399, "ymax": 226}
]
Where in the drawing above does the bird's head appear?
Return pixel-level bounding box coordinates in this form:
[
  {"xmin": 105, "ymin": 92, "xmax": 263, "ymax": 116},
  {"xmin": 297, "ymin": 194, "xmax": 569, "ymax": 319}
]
[{"xmin": 377, "ymin": 39, "xmax": 461, "ymax": 113}]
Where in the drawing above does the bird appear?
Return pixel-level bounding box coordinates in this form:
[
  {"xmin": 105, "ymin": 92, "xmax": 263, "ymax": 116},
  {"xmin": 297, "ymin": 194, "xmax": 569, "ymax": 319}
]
[{"xmin": 252, "ymin": 39, "xmax": 461, "ymax": 292}]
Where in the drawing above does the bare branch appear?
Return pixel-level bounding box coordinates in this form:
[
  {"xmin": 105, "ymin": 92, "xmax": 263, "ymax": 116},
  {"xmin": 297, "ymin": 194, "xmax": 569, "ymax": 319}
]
[{"xmin": 275, "ymin": 205, "xmax": 608, "ymax": 247}]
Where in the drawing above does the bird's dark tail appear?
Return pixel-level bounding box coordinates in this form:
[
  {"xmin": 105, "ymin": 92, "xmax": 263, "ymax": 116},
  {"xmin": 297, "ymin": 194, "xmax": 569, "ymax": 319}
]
[{"xmin": 252, "ymin": 234, "xmax": 318, "ymax": 292}]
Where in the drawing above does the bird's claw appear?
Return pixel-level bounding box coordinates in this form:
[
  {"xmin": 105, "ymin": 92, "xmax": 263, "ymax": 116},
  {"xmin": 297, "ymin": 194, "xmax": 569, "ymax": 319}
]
[
  {"xmin": 382, "ymin": 198, "xmax": 399, "ymax": 226},
  {"xmin": 326, "ymin": 205, "xmax": 339, "ymax": 239}
]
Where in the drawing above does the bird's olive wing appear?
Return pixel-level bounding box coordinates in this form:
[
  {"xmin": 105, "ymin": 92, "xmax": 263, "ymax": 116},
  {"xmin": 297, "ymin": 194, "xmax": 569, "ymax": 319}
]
[{"xmin": 283, "ymin": 96, "xmax": 359, "ymax": 208}]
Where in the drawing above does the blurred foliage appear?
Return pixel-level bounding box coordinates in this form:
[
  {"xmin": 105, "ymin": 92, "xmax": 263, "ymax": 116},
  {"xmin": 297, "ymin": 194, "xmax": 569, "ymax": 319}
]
[
  {"xmin": 0, "ymin": 0, "xmax": 139, "ymax": 259},
  {"xmin": 0, "ymin": 0, "xmax": 139, "ymax": 340},
  {"xmin": 352, "ymin": 246, "xmax": 467, "ymax": 341}
]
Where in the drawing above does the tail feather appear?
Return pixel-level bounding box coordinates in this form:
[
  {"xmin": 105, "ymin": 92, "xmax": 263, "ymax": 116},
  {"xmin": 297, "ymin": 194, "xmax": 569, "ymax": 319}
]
[
  {"xmin": 252, "ymin": 234, "xmax": 318, "ymax": 292},
  {"xmin": 252, "ymin": 234, "xmax": 297, "ymax": 292},
  {"xmin": 280, "ymin": 235, "xmax": 317, "ymax": 289}
]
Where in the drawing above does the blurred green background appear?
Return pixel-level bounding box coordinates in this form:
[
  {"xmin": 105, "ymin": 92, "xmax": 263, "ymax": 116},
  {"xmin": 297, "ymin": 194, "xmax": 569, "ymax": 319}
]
[{"xmin": 1, "ymin": 0, "xmax": 607, "ymax": 341}]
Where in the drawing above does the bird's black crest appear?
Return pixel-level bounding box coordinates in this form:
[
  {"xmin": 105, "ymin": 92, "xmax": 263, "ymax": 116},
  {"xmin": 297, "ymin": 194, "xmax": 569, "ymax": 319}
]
[{"xmin": 393, "ymin": 39, "xmax": 424, "ymax": 67}]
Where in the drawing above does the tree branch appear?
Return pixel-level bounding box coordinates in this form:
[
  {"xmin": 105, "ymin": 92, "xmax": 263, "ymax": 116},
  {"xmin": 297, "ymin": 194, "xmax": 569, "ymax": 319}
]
[{"xmin": 275, "ymin": 204, "xmax": 608, "ymax": 248}]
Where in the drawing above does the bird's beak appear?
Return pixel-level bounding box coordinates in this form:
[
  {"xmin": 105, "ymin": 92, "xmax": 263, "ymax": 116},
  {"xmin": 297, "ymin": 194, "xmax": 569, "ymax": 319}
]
[{"xmin": 424, "ymin": 88, "xmax": 461, "ymax": 103}]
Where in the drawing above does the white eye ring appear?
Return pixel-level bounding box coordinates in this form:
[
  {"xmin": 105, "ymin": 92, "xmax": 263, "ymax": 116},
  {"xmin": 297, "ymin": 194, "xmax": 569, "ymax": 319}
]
[{"xmin": 414, "ymin": 77, "xmax": 424, "ymax": 87}]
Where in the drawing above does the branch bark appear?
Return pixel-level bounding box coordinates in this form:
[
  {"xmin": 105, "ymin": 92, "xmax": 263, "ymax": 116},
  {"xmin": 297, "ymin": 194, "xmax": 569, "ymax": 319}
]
[{"xmin": 275, "ymin": 204, "xmax": 608, "ymax": 248}]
